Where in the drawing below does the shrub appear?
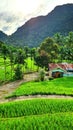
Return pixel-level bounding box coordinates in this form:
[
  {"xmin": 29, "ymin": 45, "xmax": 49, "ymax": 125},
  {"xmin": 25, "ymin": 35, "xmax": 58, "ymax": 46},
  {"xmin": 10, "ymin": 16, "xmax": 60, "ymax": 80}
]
[{"xmin": 39, "ymin": 69, "xmax": 45, "ymax": 81}]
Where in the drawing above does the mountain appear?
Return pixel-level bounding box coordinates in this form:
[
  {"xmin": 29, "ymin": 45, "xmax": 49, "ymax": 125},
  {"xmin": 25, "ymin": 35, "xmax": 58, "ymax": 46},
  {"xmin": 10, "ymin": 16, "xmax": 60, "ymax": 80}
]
[
  {"xmin": 0, "ymin": 4, "xmax": 73, "ymax": 47},
  {"xmin": 0, "ymin": 31, "xmax": 8, "ymax": 43}
]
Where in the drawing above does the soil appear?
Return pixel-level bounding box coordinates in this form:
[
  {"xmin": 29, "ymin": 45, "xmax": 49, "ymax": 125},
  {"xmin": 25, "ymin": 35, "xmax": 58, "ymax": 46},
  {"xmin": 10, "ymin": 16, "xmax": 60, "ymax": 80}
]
[{"xmin": 0, "ymin": 72, "xmax": 38, "ymax": 102}]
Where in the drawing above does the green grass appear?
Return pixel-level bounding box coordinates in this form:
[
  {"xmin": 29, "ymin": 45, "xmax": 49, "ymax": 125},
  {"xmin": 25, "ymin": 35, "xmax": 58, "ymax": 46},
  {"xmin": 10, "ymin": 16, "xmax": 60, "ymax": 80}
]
[
  {"xmin": 0, "ymin": 99, "xmax": 73, "ymax": 118},
  {"xmin": 0, "ymin": 112, "xmax": 73, "ymax": 130},
  {"xmin": 8, "ymin": 77, "xmax": 73, "ymax": 98},
  {"xmin": 0, "ymin": 99, "xmax": 73, "ymax": 130}
]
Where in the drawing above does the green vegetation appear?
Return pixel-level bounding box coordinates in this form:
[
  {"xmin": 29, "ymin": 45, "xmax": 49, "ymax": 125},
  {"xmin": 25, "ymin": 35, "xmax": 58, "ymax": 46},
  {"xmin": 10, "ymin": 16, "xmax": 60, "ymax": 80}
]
[
  {"xmin": 25, "ymin": 57, "xmax": 37, "ymax": 72},
  {"xmin": 0, "ymin": 31, "xmax": 73, "ymax": 83},
  {"xmin": 0, "ymin": 57, "xmax": 13, "ymax": 82},
  {"xmin": 0, "ymin": 99, "xmax": 73, "ymax": 129},
  {"xmin": 39, "ymin": 69, "xmax": 45, "ymax": 81},
  {"xmin": 8, "ymin": 77, "xmax": 73, "ymax": 98},
  {"xmin": 0, "ymin": 56, "xmax": 37, "ymax": 84},
  {"xmin": 0, "ymin": 12, "xmax": 73, "ymax": 130},
  {"xmin": 0, "ymin": 33, "xmax": 73, "ymax": 129},
  {"xmin": 0, "ymin": 99, "xmax": 73, "ymax": 118},
  {"xmin": 34, "ymin": 32, "xmax": 73, "ymax": 70},
  {"xmin": 0, "ymin": 42, "xmax": 38, "ymax": 83},
  {"xmin": 0, "ymin": 112, "xmax": 73, "ymax": 130}
]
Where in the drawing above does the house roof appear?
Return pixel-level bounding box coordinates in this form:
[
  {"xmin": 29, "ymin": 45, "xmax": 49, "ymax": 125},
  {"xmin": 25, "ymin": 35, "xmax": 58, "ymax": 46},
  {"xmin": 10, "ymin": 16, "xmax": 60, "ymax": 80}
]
[{"xmin": 49, "ymin": 63, "xmax": 73, "ymax": 71}]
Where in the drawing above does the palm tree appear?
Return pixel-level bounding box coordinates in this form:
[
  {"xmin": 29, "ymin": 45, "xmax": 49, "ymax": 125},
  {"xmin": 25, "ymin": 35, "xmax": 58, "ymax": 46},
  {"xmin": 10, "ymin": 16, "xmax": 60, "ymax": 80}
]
[
  {"xmin": 14, "ymin": 49, "xmax": 25, "ymax": 79},
  {"xmin": 30, "ymin": 48, "xmax": 36, "ymax": 71},
  {"xmin": 24, "ymin": 46, "xmax": 30, "ymax": 71}
]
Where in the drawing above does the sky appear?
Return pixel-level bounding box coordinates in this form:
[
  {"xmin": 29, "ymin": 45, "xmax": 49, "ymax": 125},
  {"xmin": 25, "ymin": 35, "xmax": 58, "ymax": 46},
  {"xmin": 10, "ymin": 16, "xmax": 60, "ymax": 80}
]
[{"xmin": 0, "ymin": 0, "xmax": 73, "ymax": 35}]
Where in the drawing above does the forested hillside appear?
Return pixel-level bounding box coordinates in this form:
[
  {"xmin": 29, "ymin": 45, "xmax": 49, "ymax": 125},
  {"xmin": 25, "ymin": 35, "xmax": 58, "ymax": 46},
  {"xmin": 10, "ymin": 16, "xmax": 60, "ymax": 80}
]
[
  {"xmin": 0, "ymin": 4, "xmax": 73, "ymax": 47},
  {"xmin": 7, "ymin": 4, "xmax": 73, "ymax": 47}
]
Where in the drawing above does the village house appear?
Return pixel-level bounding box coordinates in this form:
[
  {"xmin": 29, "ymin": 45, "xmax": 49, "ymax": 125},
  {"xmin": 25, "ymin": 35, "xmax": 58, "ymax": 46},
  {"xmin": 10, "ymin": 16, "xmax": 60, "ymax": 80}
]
[{"xmin": 49, "ymin": 63, "xmax": 73, "ymax": 78}]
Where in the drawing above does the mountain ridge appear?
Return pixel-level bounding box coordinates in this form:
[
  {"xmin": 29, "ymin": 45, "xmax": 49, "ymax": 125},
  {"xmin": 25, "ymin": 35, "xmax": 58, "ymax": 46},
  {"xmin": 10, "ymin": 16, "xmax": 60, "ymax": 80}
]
[{"xmin": 0, "ymin": 3, "xmax": 73, "ymax": 47}]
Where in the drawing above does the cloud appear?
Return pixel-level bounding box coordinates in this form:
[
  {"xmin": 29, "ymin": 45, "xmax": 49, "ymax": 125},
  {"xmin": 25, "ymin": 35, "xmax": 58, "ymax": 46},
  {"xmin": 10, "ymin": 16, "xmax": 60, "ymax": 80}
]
[
  {"xmin": 0, "ymin": 11, "xmax": 27, "ymax": 35},
  {"xmin": 0, "ymin": 0, "xmax": 50, "ymax": 35}
]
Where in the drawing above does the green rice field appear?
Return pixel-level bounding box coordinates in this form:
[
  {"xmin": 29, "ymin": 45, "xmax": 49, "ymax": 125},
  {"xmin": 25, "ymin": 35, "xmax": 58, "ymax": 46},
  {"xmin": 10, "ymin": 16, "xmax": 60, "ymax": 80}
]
[
  {"xmin": 8, "ymin": 77, "xmax": 73, "ymax": 98},
  {"xmin": 0, "ymin": 99, "xmax": 73, "ymax": 130}
]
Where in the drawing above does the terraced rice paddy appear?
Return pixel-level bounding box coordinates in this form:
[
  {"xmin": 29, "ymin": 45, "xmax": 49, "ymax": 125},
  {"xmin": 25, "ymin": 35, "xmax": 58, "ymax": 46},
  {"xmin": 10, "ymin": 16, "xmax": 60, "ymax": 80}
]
[{"xmin": 0, "ymin": 99, "xmax": 73, "ymax": 130}]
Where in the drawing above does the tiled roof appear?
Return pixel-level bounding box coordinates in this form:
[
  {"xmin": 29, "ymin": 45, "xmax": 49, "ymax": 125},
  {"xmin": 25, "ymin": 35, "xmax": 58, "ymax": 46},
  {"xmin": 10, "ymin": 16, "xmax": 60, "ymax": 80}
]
[{"xmin": 49, "ymin": 63, "xmax": 73, "ymax": 70}]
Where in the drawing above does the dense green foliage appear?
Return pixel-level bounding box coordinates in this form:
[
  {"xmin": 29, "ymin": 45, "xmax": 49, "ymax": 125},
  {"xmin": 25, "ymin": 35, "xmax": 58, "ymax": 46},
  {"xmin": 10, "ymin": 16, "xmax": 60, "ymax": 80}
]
[
  {"xmin": 39, "ymin": 37, "xmax": 59, "ymax": 62},
  {"xmin": 34, "ymin": 32, "xmax": 73, "ymax": 69},
  {"xmin": 8, "ymin": 77, "xmax": 73, "ymax": 98},
  {"xmin": 34, "ymin": 50, "xmax": 49, "ymax": 69},
  {"xmin": 14, "ymin": 65, "xmax": 23, "ymax": 80}
]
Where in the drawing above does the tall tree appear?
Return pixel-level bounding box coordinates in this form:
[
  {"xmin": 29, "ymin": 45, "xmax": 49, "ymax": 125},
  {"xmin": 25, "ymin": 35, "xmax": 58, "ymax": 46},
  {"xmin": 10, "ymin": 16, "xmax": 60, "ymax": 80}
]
[
  {"xmin": 15, "ymin": 49, "xmax": 25, "ymax": 65},
  {"xmin": 1, "ymin": 44, "xmax": 8, "ymax": 80},
  {"xmin": 24, "ymin": 46, "xmax": 30, "ymax": 70},
  {"xmin": 8, "ymin": 46, "xmax": 15, "ymax": 79},
  {"xmin": 14, "ymin": 48, "xmax": 25, "ymax": 79},
  {"xmin": 34, "ymin": 50, "xmax": 50, "ymax": 70},
  {"xmin": 53, "ymin": 33, "xmax": 64, "ymax": 45},
  {"xmin": 59, "ymin": 32, "xmax": 73, "ymax": 62},
  {"xmin": 30, "ymin": 48, "xmax": 36, "ymax": 70},
  {"xmin": 66, "ymin": 32, "xmax": 73, "ymax": 61},
  {"xmin": 39, "ymin": 37, "xmax": 59, "ymax": 62}
]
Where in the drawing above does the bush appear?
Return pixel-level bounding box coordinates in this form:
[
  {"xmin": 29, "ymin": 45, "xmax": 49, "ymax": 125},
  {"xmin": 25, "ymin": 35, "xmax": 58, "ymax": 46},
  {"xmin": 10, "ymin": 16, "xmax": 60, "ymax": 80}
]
[{"xmin": 39, "ymin": 69, "xmax": 45, "ymax": 81}]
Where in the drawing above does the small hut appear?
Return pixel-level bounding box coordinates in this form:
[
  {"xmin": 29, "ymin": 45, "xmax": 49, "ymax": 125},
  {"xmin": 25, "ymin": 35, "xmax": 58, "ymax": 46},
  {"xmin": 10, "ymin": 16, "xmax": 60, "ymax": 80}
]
[{"xmin": 52, "ymin": 68, "xmax": 64, "ymax": 78}]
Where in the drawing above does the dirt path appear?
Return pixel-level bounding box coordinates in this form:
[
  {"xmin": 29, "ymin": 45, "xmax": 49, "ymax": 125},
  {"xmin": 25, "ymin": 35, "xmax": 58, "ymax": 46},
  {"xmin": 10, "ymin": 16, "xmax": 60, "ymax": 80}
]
[
  {"xmin": 0, "ymin": 80, "xmax": 24, "ymax": 100},
  {"xmin": 0, "ymin": 95, "xmax": 73, "ymax": 103},
  {"xmin": 0, "ymin": 72, "xmax": 38, "ymax": 102}
]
